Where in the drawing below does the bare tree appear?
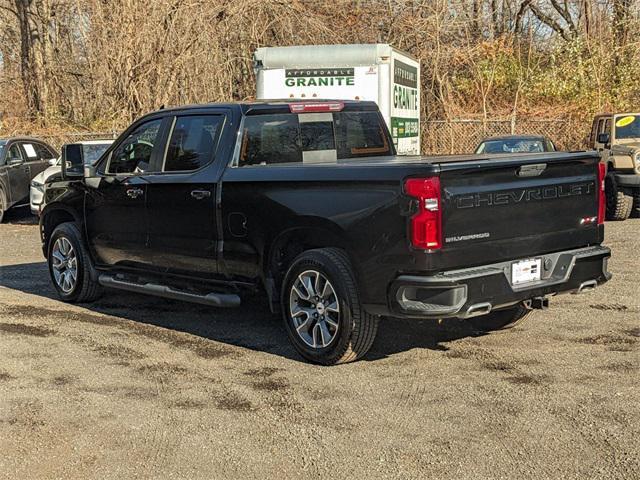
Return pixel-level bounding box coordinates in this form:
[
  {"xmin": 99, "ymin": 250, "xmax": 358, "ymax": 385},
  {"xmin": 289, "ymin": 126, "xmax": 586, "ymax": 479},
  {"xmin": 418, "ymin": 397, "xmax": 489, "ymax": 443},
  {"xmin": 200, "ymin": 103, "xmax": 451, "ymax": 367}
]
[{"xmin": 0, "ymin": 0, "xmax": 638, "ymax": 131}]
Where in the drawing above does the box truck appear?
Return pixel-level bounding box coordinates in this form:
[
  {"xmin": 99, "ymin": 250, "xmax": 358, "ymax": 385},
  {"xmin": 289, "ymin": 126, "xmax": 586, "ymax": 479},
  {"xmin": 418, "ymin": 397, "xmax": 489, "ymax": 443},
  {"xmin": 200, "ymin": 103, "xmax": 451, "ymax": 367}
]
[{"xmin": 253, "ymin": 44, "xmax": 421, "ymax": 155}]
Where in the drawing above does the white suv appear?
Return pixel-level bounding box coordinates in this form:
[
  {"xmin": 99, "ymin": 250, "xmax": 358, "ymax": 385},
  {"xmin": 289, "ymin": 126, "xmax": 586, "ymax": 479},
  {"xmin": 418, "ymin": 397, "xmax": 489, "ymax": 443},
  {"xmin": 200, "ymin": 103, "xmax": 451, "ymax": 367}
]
[{"xmin": 30, "ymin": 140, "xmax": 112, "ymax": 215}]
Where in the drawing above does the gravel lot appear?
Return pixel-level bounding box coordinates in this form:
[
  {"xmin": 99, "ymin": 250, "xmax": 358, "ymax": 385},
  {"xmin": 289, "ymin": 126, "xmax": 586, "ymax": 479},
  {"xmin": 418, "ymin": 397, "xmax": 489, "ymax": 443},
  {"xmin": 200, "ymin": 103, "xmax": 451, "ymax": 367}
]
[{"xmin": 0, "ymin": 208, "xmax": 638, "ymax": 480}]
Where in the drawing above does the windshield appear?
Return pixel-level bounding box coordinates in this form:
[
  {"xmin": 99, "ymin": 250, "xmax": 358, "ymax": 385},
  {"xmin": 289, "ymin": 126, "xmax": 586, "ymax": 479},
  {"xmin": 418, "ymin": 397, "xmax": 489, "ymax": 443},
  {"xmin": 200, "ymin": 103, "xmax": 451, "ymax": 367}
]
[
  {"xmin": 614, "ymin": 115, "xmax": 640, "ymax": 140},
  {"xmin": 82, "ymin": 143, "xmax": 112, "ymax": 165},
  {"xmin": 476, "ymin": 139, "xmax": 546, "ymax": 154}
]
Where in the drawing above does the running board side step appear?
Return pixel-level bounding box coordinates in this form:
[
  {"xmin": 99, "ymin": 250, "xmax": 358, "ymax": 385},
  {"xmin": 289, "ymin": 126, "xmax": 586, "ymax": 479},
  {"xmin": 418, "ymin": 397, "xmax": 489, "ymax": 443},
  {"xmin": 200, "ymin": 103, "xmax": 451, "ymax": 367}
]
[{"xmin": 98, "ymin": 274, "xmax": 241, "ymax": 308}]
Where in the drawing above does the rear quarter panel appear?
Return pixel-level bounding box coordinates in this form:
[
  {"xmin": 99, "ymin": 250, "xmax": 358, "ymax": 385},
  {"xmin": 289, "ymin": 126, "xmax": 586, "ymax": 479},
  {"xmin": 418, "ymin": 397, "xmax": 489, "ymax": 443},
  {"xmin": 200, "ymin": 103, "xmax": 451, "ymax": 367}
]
[{"xmin": 220, "ymin": 163, "xmax": 435, "ymax": 303}]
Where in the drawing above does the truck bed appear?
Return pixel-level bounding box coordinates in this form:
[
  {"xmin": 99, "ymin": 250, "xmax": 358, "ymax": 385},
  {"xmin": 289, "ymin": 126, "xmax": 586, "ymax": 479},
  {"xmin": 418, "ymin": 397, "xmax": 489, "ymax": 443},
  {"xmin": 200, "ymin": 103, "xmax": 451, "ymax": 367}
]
[{"xmin": 222, "ymin": 150, "xmax": 604, "ymax": 307}]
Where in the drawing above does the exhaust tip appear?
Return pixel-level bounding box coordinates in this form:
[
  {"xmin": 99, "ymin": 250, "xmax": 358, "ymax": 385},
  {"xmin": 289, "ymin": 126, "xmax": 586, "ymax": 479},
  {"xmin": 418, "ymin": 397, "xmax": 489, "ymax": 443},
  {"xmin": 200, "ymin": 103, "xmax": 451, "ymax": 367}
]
[
  {"xmin": 576, "ymin": 280, "xmax": 598, "ymax": 294},
  {"xmin": 464, "ymin": 302, "xmax": 492, "ymax": 318}
]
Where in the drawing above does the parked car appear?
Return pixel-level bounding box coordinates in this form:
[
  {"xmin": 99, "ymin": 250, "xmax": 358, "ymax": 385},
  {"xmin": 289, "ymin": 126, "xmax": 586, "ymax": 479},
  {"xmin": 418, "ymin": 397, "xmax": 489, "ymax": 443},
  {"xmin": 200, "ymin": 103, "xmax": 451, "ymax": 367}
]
[
  {"xmin": 589, "ymin": 112, "xmax": 640, "ymax": 220},
  {"xmin": 475, "ymin": 135, "xmax": 557, "ymax": 154},
  {"xmin": 0, "ymin": 137, "xmax": 57, "ymax": 222},
  {"xmin": 39, "ymin": 100, "xmax": 611, "ymax": 365},
  {"xmin": 30, "ymin": 140, "xmax": 113, "ymax": 215}
]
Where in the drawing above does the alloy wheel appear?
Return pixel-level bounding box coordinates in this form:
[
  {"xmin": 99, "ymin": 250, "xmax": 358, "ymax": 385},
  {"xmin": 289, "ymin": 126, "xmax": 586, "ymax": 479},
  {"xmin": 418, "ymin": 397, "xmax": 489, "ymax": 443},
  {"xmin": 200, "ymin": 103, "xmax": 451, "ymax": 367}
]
[
  {"xmin": 289, "ymin": 270, "xmax": 340, "ymax": 349},
  {"xmin": 51, "ymin": 237, "xmax": 78, "ymax": 293}
]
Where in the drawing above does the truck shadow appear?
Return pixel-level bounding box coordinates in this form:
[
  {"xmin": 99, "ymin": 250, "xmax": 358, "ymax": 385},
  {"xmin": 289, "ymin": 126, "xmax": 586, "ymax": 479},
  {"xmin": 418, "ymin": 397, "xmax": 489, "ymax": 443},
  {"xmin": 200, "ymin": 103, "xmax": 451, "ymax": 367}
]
[{"xmin": 0, "ymin": 261, "xmax": 483, "ymax": 363}]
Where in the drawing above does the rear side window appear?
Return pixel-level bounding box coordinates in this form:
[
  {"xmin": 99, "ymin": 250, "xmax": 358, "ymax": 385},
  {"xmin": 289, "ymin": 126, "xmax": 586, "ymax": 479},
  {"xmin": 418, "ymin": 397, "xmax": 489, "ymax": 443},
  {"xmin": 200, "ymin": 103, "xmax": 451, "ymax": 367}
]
[
  {"xmin": 164, "ymin": 115, "xmax": 223, "ymax": 171},
  {"xmin": 240, "ymin": 115, "xmax": 300, "ymax": 166},
  {"xmin": 238, "ymin": 111, "xmax": 392, "ymax": 167},
  {"xmin": 334, "ymin": 112, "xmax": 390, "ymax": 159}
]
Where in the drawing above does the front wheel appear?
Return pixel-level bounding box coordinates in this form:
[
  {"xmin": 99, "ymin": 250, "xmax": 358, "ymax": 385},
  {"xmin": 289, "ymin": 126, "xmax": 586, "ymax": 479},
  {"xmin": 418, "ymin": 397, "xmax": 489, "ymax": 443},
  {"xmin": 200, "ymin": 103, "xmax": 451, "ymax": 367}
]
[
  {"xmin": 48, "ymin": 222, "xmax": 102, "ymax": 303},
  {"xmin": 281, "ymin": 248, "xmax": 379, "ymax": 365},
  {"xmin": 605, "ymin": 173, "xmax": 633, "ymax": 221}
]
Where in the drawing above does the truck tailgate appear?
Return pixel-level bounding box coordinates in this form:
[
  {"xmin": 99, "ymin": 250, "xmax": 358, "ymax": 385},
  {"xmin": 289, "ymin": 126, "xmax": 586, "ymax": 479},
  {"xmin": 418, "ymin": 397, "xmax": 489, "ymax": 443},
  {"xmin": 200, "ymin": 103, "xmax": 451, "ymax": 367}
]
[{"xmin": 438, "ymin": 152, "xmax": 602, "ymax": 269}]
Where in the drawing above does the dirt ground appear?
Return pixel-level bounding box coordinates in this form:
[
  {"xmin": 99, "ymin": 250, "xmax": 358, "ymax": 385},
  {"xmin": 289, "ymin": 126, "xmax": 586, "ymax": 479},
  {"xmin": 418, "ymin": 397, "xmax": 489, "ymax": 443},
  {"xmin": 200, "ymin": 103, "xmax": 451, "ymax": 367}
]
[{"xmin": 0, "ymin": 208, "xmax": 638, "ymax": 480}]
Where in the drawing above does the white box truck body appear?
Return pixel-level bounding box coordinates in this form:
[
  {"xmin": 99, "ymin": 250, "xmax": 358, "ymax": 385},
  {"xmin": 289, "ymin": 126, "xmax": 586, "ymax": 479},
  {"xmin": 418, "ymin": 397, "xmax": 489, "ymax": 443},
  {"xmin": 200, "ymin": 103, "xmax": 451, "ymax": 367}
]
[{"xmin": 254, "ymin": 44, "xmax": 421, "ymax": 155}]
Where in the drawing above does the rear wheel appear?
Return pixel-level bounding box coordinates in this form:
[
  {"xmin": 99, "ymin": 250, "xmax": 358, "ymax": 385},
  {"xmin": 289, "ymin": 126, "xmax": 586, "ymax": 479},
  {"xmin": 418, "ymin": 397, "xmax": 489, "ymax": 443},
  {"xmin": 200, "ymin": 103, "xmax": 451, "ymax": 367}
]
[
  {"xmin": 605, "ymin": 173, "xmax": 633, "ymax": 221},
  {"xmin": 48, "ymin": 222, "xmax": 102, "ymax": 303},
  {"xmin": 466, "ymin": 303, "xmax": 532, "ymax": 332},
  {"xmin": 281, "ymin": 248, "xmax": 379, "ymax": 365}
]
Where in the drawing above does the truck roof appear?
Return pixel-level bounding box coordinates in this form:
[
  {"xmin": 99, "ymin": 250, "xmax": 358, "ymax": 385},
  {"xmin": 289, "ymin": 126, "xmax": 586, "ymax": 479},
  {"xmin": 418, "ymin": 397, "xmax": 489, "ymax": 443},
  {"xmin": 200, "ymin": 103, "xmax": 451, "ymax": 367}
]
[
  {"xmin": 253, "ymin": 44, "xmax": 418, "ymax": 69},
  {"xmin": 140, "ymin": 99, "xmax": 380, "ymax": 118}
]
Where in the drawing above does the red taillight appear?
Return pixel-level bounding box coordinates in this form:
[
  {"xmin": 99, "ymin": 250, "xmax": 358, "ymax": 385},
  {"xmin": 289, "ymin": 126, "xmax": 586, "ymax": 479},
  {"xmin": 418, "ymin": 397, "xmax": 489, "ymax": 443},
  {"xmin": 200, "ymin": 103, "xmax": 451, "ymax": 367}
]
[
  {"xmin": 597, "ymin": 162, "xmax": 606, "ymax": 225},
  {"xmin": 289, "ymin": 101, "xmax": 344, "ymax": 113},
  {"xmin": 405, "ymin": 177, "xmax": 442, "ymax": 250}
]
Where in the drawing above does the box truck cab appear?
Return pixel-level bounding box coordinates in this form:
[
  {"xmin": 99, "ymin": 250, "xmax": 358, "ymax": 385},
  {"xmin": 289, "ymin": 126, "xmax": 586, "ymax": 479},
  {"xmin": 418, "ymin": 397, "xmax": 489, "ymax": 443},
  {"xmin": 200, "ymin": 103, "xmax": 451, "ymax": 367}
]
[{"xmin": 254, "ymin": 44, "xmax": 421, "ymax": 155}]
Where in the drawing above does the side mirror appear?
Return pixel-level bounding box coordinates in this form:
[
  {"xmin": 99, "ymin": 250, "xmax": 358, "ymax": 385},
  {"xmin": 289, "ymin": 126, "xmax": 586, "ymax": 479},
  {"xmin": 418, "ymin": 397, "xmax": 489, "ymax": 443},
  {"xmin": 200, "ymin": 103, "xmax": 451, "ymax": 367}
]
[
  {"xmin": 597, "ymin": 133, "xmax": 610, "ymax": 146},
  {"xmin": 60, "ymin": 144, "xmax": 84, "ymax": 179}
]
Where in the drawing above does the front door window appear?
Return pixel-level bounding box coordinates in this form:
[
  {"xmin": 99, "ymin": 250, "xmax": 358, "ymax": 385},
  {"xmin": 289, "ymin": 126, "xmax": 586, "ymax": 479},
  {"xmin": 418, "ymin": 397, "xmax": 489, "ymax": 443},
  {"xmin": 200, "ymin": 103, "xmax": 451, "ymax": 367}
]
[{"xmin": 107, "ymin": 120, "xmax": 162, "ymax": 174}]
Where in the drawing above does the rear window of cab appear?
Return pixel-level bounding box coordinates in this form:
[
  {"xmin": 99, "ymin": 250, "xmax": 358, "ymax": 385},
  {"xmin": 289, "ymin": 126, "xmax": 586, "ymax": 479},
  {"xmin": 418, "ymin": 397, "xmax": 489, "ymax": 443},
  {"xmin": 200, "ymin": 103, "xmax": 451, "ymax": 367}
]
[{"xmin": 238, "ymin": 111, "xmax": 392, "ymax": 167}]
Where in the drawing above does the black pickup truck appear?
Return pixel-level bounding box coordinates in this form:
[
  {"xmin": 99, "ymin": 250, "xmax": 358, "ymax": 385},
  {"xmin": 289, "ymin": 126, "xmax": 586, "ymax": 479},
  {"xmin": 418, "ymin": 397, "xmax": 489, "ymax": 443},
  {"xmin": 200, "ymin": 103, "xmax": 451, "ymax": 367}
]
[{"xmin": 40, "ymin": 100, "xmax": 611, "ymax": 364}]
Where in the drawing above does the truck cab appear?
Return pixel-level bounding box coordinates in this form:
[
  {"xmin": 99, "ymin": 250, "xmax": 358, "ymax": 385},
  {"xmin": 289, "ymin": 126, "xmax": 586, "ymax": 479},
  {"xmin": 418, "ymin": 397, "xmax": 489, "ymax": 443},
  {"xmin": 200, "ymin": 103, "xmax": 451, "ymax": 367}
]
[{"xmin": 589, "ymin": 113, "xmax": 640, "ymax": 220}]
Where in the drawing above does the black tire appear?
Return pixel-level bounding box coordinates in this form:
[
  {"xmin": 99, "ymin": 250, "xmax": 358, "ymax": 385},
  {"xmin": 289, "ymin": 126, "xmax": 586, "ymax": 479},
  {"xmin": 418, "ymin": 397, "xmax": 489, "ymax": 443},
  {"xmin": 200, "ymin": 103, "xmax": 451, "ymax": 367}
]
[
  {"xmin": 47, "ymin": 222, "xmax": 102, "ymax": 303},
  {"xmin": 466, "ymin": 303, "xmax": 532, "ymax": 332},
  {"xmin": 281, "ymin": 248, "xmax": 379, "ymax": 365},
  {"xmin": 632, "ymin": 192, "xmax": 640, "ymax": 218},
  {"xmin": 0, "ymin": 189, "xmax": 5, "ymax": 223},
  {"xmin": 605, "ymin": 173, "xmax": 633, "ymax": 221}
]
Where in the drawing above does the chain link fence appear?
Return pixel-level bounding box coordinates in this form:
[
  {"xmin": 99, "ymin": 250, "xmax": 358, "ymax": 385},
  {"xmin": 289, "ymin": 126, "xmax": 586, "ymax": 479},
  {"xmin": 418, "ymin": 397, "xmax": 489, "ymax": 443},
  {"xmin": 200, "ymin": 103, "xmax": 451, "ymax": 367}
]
[
  {"xmin": 34, "ymin": 132, "xmax": 120, "ymax": 150},
  {"xmin": 422, "ymin": 118, "xmax": 589, "ymax": 155},
  {"xmin": 4, "ymin": 118, "xmax": 589, "ymax": 156}
]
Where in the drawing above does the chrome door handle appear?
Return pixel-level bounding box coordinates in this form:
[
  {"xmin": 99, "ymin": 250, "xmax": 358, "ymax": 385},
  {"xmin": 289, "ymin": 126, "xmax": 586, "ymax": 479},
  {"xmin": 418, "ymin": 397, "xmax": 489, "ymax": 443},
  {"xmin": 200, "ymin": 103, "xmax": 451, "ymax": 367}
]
[
  {"xmin": 126, "ymin": 188, "xmax": 144, "ymax": 199},
  {"xmin": 190, "ymin": 190, "xmax": 211, "ymax": 200}
]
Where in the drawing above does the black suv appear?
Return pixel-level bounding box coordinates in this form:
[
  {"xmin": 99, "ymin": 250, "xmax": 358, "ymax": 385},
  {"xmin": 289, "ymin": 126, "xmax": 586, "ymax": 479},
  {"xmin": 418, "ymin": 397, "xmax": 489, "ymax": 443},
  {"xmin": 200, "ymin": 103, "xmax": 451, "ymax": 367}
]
[
  {"xmin": 39, "ymin": 101, "xmax": 610, "ymax": 364},
  {"xmin": 0, "ymin": 137, "xmax": 57, "ymax": 222}
]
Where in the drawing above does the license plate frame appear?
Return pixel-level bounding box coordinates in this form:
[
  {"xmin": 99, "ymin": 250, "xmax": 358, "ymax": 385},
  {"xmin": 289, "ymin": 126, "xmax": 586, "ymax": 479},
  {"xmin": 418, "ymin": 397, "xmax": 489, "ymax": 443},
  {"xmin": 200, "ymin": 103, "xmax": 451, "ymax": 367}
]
[{"xmin": 511, "ymin": 258, "xmax": 542, "ymax": 285}]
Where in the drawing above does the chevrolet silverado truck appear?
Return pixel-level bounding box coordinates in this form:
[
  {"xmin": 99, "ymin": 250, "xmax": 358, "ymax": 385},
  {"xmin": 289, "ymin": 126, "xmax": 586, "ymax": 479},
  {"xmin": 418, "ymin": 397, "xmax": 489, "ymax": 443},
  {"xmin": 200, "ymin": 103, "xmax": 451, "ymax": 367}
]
[
  {"xmin": 590, "ymin": 113, "xmax": 640, "ymax": 220},
  {"xmin": 39, "ymin": 100, "xmax": 611, "ymax": 365}
]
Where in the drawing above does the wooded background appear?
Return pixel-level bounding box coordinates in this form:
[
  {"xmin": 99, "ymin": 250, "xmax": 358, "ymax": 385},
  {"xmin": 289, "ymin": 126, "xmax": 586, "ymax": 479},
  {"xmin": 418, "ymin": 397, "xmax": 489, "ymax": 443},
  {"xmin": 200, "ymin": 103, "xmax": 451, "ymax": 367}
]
[{"xmin": 0, "ymin": 0, "xmax": 638, "ymax": 152}]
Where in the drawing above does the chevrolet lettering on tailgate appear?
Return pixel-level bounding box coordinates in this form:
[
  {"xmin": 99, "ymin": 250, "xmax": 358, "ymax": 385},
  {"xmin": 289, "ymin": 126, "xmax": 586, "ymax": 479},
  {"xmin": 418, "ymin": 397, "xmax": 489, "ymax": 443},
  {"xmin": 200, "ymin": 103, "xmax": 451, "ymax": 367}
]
[{"xmin": 455, "ymin": 182, "xmax": 595, "ymax": 209}]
